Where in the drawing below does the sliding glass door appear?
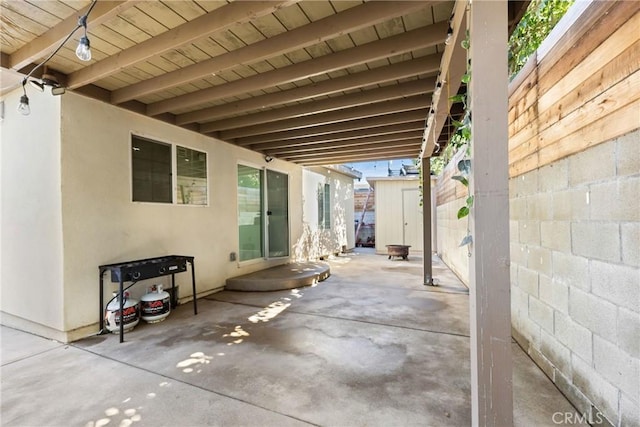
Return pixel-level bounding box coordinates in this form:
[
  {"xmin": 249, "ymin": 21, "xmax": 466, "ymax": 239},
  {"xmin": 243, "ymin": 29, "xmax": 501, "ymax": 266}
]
[
  {"xmin": 237, "ymin": 165, "xmax": 289, "ymax": 262},
  {"xmin": 267, "ymin": 170, "xmax": 289, "ymax": 258}
]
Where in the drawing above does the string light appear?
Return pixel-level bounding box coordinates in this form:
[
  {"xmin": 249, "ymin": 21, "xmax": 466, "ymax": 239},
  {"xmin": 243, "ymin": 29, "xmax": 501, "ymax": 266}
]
[{"xmin": 17, "ymin": 0, "xmax": 97, "ymax": 116}]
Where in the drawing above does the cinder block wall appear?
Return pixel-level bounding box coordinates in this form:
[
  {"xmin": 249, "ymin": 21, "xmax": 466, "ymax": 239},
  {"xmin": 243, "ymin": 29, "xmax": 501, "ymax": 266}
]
[
  {"xmin": 435, "ymin": 148, "xmax": 470, "ymax": 285},
  {"xmin": 510, "ymin": 129, "xmax": 639, "ymax": 426},
  {"xmin": 434, "ymin": 2, "xmax": 640, "ymax": 425},
  {"xmin": 507, "ymin": 3, "xmax": 640, "ymax": 425}
]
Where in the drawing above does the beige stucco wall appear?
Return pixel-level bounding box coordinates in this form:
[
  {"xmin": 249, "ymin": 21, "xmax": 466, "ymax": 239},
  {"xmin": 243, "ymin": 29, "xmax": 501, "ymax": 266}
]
[
  {"xmin": 298, "ymin": 167, "xmax": 355, "ymax": 260},
  {"xmin": 2, "ymin": 90, "xmax": 317, "ymax": 341},
  {"xmin": 1, "ymin": 89, "xmax": 66, "ymax": 339},
  {"xmin": 368, "ymin": 176, "xmax": 423, "ymax": 254}
]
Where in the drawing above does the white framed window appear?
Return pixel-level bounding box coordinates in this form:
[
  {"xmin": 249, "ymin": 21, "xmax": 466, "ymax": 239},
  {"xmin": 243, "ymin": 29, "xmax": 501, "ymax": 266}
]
[{"xmin": 131, "ymin": 134, "xmax": 208, "ymax": 205}]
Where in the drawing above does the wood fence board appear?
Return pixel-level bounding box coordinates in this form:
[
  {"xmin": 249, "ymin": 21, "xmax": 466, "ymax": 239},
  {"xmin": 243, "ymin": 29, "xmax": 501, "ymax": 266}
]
[
  {"xmin": 537, "ymin": 40, "xmax": 640, "ymax": 134},
  {"xmin": 509, "ymin": 104, "xmax": 537, "ymax": 138},
  {"xmin": 509, "ymin": 152, "xmax": 539, "ymax": 178},
  {"xmin": 508, "ymin": 119, "xmax": 537, "ymax": 151},
  {"xmin": 538, "ymin": 99, "xmax": 640, "ymax": 167},
  {"xmin": 538, "ymin": 11, "xmax": 640, "ymax": 114},
  {"xmin": 538, "ymin": 70, "xmax": 640, "ymax": 150},
  {"xmin": 509, "ymin": 135, "xmax": 539, "ymax": 165},
  {"xmin": 537, "ymin": 1, "xmax": 621, "ymax": 89}
]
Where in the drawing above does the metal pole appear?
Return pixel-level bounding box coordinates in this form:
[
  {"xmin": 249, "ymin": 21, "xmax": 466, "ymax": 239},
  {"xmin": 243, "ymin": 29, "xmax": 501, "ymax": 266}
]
[{"xmin": 422, "ymin": 164, "xmax": 433, "ymax": 285}]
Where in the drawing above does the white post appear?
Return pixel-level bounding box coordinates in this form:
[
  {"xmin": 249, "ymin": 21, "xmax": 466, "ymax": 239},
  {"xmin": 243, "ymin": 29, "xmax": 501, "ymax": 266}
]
[{"xmin": 468, "ymin": 0, "xmax": 513, "ymax": 425}]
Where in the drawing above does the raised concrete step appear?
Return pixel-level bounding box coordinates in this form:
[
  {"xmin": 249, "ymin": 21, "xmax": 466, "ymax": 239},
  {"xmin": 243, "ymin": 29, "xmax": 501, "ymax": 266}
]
[{"xmin": 225, "ymin": 262, "xmax": 330, "ymax": 291}]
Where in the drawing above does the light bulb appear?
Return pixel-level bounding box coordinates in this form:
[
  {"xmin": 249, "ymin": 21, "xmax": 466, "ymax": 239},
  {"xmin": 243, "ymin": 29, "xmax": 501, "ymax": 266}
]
[
  {"xmin": 445, "ymin": 27, "xmax": 454, "ymax": 45},
  {"xmin": 17, "ymin": 95, "xmax": 30, "ymax": 115},
  {"xmin": 76, "ymin": 36, "xmax": 91, "ymax": 61}
]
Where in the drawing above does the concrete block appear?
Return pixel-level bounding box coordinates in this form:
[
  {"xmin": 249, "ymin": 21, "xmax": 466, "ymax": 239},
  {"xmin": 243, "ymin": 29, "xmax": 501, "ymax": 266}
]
[
  {"xmin": 571, "ymin": 354, "xmax": 619, "ymax": 425},
  {"xmin": 511, "ymin": 285, "xmax": 529, "ymax": 318},
  {"xmin": 521, "ymin": 315, "xmax": 542, "ymax": 348},
  {"xmin": 617, "ymin": 308, "xmax": 640, "ymax": 359},
  {"xmin": 571, "ymin": 222, "xmax": 620, "ymax": 263},
  {"xmin": 591, "ymin": 260, "xmax": 640, "ymax": 313},
  {"xmin": 555, "ymin": 312, "xmax": 593, "ymax": 363},
  {"xmin": 622, "ymin": 223, "xmax": 640, "ymax": 267},
  {"xmin": 539, "ymin": 159, "xmax": 569, "ymax": 192},
  {"xmin": 553, "ymin": 189, "xmax": 590, "ymax": 221},
  {"xmin": 540, "ymin": 274, "xmax": 568, "ymax": 314},
  {"xmin": 512, "ymin": 170, "xmax": 539, "ymax": 197},
  {"xmin": 620, "ymin": 392, "xmax": 640, "ymax": 427},
  {"xmin": 590, "ymin": 177, "xmax": 640, "ymax": 222},
  {"xmin": 552, "ymin": 251, "xmax": 590, "ymax": 292},
  {"xmin": 519, "ymin": 220, "xmax": 540, "ymax": 245},
  {"xmin": 509, "ymin": 219, "xmax": 520, "ymax": 244},
  {"xmin": 510, "ymin": 197, "xmax": 527, "ymax": 221},
  {"xmin": 540, "ymin": 328, "xmax": 571, "ymax": 375},
  {"xmin": 616, "ymin": 129, "xmax": 640, "ymax": 177},
  {"xmin": 510, "ymin": 242, "xmax": 528, "ymax": 267},
  {"xmin": 569, "ymin": 140, "xmax": 616, "ymax": 187},
  {"xmin": 527, "ymin": 193, "xmax": 553, "ymax": 221},
  {"xmin": 541, "ymin": 220, "xmax": 571, "ymax": 252},
  {"xmin": 529, "ymin": 296, "xmax": 554, "ymax": 333},
  {"xmin": 510, "ymin": 262, "xmax": 518, "ymax": 285},
  {"xmin": 527, "ymin": 245, "xmax": 552, "ymax": 277},
  {"xmin": 569, "ymin": 287, "xmax": 617, "ymax": 342},
  {"xmin": 593, "ymin": 335, "xmax": 640, "ymax": 403},
  {"xmin": 518, "ymin": 265, "xmax": 539, "ymax": 297}
]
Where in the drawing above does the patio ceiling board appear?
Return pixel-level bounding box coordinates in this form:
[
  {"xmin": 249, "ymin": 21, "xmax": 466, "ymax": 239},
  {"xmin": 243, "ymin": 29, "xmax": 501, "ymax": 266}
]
[
  {"xmin": 263, "ymin": 131, "xmax": 423, "ymax": 156},
  {"xmin": 217, "ymin": 94, "xmax": 432, "ymax": 140},
  {"xmin": 199, "ymin": 77, "xmax": 435, "ymax": 133},
  {"xmin": 2, "ymin": 0, "xmax": 473, "ymax": 165},
  {"xmin": 146, "ymin": 22, "xmax": 447, "ymax": 116},
  {"xmin": 247, "ymin": 121, "xmax": 425, "ymax": 152},
  {"xmin": 233, "ymin": 110, "xmax": 427, "ymax": 146}
]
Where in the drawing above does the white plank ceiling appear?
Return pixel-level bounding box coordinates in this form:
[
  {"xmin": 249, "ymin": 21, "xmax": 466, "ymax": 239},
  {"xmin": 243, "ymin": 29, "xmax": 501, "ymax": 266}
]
[{"xmin": 0, "ymin": 1, "xmax": 528, "ymax": 165}]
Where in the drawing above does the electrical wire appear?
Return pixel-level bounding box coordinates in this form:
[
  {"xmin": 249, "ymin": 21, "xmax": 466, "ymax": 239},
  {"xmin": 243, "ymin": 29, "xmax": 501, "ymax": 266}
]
[{"xmin": 22, "ymin": 0, "xmax": 98, "ymax": 86}]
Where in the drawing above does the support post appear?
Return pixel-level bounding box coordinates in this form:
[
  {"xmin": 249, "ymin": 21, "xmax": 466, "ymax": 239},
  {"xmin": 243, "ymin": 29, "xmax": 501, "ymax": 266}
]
[
  {"xmin": 422, "ymin": 163, "xmax": 433, "ymax": 285},
  {"xmin": 468, "ymin": 1, "xmax": 513, "ymax": 425}
]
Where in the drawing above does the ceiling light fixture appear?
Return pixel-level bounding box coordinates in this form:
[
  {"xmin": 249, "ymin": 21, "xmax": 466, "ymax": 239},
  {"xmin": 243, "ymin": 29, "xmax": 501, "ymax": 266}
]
[{"xmin": 17, "ymin": 0, "xmax": 97, "ymax": 116}]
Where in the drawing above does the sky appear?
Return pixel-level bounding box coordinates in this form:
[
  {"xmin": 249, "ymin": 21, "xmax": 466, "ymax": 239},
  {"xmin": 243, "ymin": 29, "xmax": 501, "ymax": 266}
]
[{"xmin": 345, "ymin": 158, "xmax": 416, "ymax": 180}]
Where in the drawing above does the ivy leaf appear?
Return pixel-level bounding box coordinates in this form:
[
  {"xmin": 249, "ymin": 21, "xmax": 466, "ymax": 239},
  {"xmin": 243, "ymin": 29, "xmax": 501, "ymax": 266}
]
[
  {"xmin": 461, "ymin": 38, "xmax": 470, "ymax": 50},
  {"xmin": 460, "ymin": 127, "xmax": 471, "ymax": 140},
  {"xmin": 449, "ymin": 94, "xmax": 466, "ymax": 103},
  {"xmin": 457, "ymin": 206, "xmax": 470, "ymax": 219},
  {"xmin": 461, "ymin": 72, "xmax": 471, "ymax": 84},
  {"xmin": 466, "ymin": 195, "xmax": 474, "ymax": 207},
  {"xmin": 451, "ymin": 175, "xmax": 468, "ymax": 187},
  {"xmin": 459, "ymin": 234, "xmax": 473, "ymax": 247},
  {"xmin": 451, "ymin": 119, "xmax": 464, "ymax": 129},
  {"xmin": 457, "ymin": 159, "xmax": 471, "ymax": 174}
]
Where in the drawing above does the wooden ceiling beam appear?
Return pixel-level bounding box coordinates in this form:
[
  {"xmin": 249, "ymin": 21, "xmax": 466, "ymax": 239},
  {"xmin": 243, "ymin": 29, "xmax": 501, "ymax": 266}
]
[
  {"xmin": 112, "ymin": 1, "xmax": 434, "ymax": 104},
  {"xmin": 247, "ymin": 122, "xmax": 424, "ymax": 151},
  {"xmin": 148, "ymin": 21, "xmax": 448, "ymax": 116},
  {"xmin": 298, "ymin": 151, "xmax": 419, "ymax": 166},
  {"xmin": 233, "ymin": 110, "xmax": 427, "ymax": 146},
  {"xmin": 200, "ymin": 77, "xmax": 434, "ymax": 133},
  {"xmin": 263, "ymin": 131, "xmax": 422, "ymax": 156},
  {"xmin": 66, "ymin": 1, "xmax": 296, "ymax": 89},
  {"xmin": 8, "ymin": 1, "xmax": 140, "ymax": 71},
  {"xmin": 178, "ymin": 54, "xmax": 440, "ymax": 125},
  {"xmin": 218, "ymin": 94, "xmax": 431, "ymax": 140},
  {"xmin": 281, "ymin": 144, "xmax": 420, "ymax": 162}
]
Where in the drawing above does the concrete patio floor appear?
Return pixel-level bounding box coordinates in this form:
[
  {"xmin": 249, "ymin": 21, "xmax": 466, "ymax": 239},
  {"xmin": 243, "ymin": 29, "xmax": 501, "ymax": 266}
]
[{"xmin": 1, "ymin": 249, "xmax": 584, "ymax": 427}]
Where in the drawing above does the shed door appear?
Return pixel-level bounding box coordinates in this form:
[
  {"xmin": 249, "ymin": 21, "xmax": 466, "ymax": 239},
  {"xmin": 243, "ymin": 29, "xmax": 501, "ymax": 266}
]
[{"xmin": 402, "ymin": 188, "xmax": 423, "ymax": 250}]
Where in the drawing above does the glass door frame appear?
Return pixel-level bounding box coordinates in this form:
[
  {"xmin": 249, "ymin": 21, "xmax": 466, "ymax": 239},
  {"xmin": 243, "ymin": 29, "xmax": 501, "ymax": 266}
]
[{"xmin": 236, "ymin": 161, "xmax": 291, "ymax": 264}]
